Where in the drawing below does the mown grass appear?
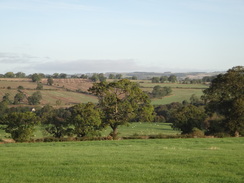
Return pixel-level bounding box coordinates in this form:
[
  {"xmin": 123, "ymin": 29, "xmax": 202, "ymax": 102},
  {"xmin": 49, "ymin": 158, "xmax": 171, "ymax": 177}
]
[{"xmin": 0, "ymin": 138, "xmax": 243, "ymax": 183}]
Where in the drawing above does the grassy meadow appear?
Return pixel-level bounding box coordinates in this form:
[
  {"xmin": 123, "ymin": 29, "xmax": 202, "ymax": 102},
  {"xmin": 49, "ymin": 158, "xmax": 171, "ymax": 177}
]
[
  {"xmin": 137, "ymin": 81, "xmax": 207, "ymax": 105},
  {"xmin": 0, "ymin": 138, "xmax": 243, "ymax": 183}
]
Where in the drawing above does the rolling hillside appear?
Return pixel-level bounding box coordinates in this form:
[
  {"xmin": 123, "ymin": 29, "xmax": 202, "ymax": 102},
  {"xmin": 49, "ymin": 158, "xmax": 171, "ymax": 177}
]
[
  {"xmin": 0, "ymin": 78, "xmax": 97, "ymax": 106},
  {"xmin": 0, "ymin": 78, "xmax": 207, "ymax": 107}
]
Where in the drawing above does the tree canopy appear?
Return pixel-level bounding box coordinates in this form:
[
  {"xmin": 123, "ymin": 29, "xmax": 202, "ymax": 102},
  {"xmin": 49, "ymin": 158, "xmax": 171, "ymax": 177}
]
[
  {"xmin": 89, "ymin": 79, "xmax": 155, "ymax": 139},
  {"xmin": 70, "ymin": 102, "xmax": 102, "ymax": 137},
  {"xmin": 202, "ymin": 66, "xmax": 244, "ymax": 136},
  {"xmin": 0, "ymin": 112, "xmax": 40, "ymax": 142}
]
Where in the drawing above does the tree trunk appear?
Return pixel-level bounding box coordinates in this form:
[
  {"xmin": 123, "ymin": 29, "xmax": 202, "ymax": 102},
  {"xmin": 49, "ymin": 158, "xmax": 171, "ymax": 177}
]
[{"xmin": 111, "ymin": 127, "xmax": 118, "ymax": 140}]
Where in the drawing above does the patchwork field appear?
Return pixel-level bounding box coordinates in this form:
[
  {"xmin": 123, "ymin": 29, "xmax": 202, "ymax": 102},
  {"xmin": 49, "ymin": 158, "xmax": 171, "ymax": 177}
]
[
  {"xmin": 0, "ymin": 138, "xmax": 243, "ymax": 183},
  {"xmin": 0, "ymin": 78, "xmax": 207, "ymax": 106},
  {"xmin": 139, "ymin": 82, "xmax": 207, "ymax": 105},
  {"xmin": 0, "ymin": 78, "xmax": 96, "ymax": 106}
]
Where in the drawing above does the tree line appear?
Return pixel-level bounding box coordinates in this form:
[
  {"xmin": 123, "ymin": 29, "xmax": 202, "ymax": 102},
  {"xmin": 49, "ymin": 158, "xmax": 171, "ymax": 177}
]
[
  {"xmin": 151, "ymin": 75, "xmax": 216, "ymax": 84},
  {"xmin": 0, "ymin": 66, "xmax": 243, "ymax": 142},
  {"xmin": 0, "ymin": 79, "xmax": 155, "ymax": 142}
]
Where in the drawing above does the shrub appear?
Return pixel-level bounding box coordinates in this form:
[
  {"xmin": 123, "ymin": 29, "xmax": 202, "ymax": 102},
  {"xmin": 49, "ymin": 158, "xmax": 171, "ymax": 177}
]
[
  {"xmin": 191, "ymin": 128, "xmax": 205, "ymax": 138},
  {"xmin": 18, "ymin": 86, "xmax": 24, "ymax": 90}
]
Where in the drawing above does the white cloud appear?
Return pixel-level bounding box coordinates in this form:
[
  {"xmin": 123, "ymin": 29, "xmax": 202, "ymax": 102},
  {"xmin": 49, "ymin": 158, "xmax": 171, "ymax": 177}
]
[
  {"xmin": 32, "ymin": 59, "xmax": 143, "ymax": 73},
  {"xmin": 0, "ymin": 52, "xmax": 39, "ymax": 63}
]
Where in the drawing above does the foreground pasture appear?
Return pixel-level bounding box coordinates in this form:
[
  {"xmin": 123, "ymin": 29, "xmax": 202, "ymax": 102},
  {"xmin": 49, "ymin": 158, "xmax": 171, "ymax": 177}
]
[{"xmin": 0, "ymin": 138, "xmax": 243, "ymax": 183}]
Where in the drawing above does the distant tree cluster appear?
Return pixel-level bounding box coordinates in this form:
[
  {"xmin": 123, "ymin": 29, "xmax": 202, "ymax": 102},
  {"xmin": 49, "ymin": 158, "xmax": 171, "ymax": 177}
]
[
  {"xmin": 108, "ymin": 74, "xmax": 123, "ymax": 79},
  {"xmin": 0, "ymin": 91, "xmax": 42, "ymax": 106},
  {"xmin": 0, "ymin": 72, "xmax": 69, "ymax": 79},
  {"xmin": 90, "ymin": 73, "xmax": 107, "ymax": 82},
  {"xmin": 151, "ymin": 85, "xmax": 172, "ymax": 99},
  {"xmin": 151, "ymin": 75, "xmax": 177, "ymax": 83}
]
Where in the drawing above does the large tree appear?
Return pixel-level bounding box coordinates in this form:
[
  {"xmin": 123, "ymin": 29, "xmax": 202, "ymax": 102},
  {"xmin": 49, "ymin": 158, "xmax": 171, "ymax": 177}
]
[
  {"xmin": 0, "ymin": 112, "xmax": 40, "ymax": 142},
  {"xmin": 202, "ymin": 66, "xmax": 244, "ymax": 137},
  {"xmin": 41, "ymin": 107, "xmax": 72, "ymax": 138},
  {"xmin": 89, "ymin": 79, "xmax": 154, "ymax": 139},
  {"xmin": 70, "ymin": 102, "xmax": 102, "ymax": 137},
  {"xmin": 171, "ymin": 104, "xmax": 207, "ymax": 134}
]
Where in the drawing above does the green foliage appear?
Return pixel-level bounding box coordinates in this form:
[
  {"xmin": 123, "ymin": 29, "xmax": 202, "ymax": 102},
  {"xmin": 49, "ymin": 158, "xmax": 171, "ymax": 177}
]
[
  {"xmin": 171, "ymin": 104, "xmax": 207, "ymax": 134},
  {"xmin": 90, "ymin": 73, "xmax": 99, "ymax": 82},
  {"xmin": 31, "ymin": 73, "xmax": 42, "ymax": 82},
  {"xmin": 36, "ymin": 82, "xmax": 43, "ymax": 90},
  {"xmin": 28, "ymin": 91, "xmax": 42, "ymax": 105},
  {"xmin": 70, "ymin": 102, "xmax": 102, "ymax": 137},
  {"xmin": 15, "ymin": 72, "xmax": 26, "ymax": 78},
  {"xmin": 160, "ymin": 76, "xmax": 168, "ymax": 83},
  {"xmin": 17, "ymin": 85, "xmax": 24, "ymax": 89},
  {"xmin": 90, "ymin": 73, "xmax": 107, "ymax": 82},
  {"xmin": 41, "ymin": 106, "xmax": 72, "ymax": 138},
  {"xmin": 115, "ymin": 74, "xmax": 122, "ymax": 79},
  {"xmin": 13, "ymin": 92, "xmax": 25, "ymax": 104},
  {"xmin": 0, "ymin": 101, "xmax": 8, "ymax": 117},
  {"xmin": 89, "ymin": 79, "xmax": 154, "ymax": 139},
  {"xmin": 109, "ymin": 74, "xmax": 115, "ymax": 79},
  {"xmin": 47, "ymin": 77, "xmax": 54, "ymax": 85},
  {"xmin": 202, "ymin": 66, "xmax": 244, "ymax": 136},
  {"xmin": 168, "ymin": 75, "xmax": 177, "ymax": 83},
  {"xmin": 190, "ymin": 94, "xmax": 203, "ymax": 105},
  {"xmin": 191, "ymin": 127, "xmax": 205, "ymax": 137},
  {"xmin": 154, "ymin": 102, "xmax": 183, "ymax": 122},
  {"xmin": 151, "ymin": 85, "xmax": 172, "ymax": 98},
  {"xmin": 151, "ymin": 77, "xmax": 160, "ymax": 83},
  {"xmin": 59, "ymin": 73, "xmax": 67, "ymax": 78},
  {"xmin": 4, "ymin": 72, "xmax": 15, "ymax": 78},
  {"xmin": 80, "ymin": 74, "xmax": 88, "ymax": 79},
  {"xmin": 2, "ymin": 93, "xmax": 11, "ymax": 104},
  {"xmin": 0, "ymin": 112, "xmax": 39, "ymax": 142}
]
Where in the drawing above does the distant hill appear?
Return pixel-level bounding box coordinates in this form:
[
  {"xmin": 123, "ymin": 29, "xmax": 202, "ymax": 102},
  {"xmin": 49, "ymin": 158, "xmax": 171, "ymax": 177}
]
[{"xmin": 103, "ymin": 71, "xmax": 223, "ymax": 80}]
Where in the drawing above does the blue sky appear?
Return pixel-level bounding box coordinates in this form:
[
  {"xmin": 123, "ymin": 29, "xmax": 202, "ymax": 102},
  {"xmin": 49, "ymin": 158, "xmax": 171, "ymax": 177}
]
[{"xmin": 0, "ymin": 0, "xmax": 243, "ymax": 74}]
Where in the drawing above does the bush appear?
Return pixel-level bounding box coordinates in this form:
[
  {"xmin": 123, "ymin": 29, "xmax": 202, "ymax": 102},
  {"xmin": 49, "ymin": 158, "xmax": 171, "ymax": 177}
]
[
  {"xmin": 191, "ymin": 128, "xmax": 205, "ymax": 138},
  {"xmin": 18, "ymin": 86, "xmax": 24, "ymax": 90}
]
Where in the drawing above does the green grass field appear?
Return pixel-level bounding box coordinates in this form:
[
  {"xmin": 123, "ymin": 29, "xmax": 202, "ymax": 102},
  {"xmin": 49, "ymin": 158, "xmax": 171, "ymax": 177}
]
[
  {"xmin": 151, "ymin": 88, "xmax": 204, "ymax": 105},
  {"xmin": 102, "ymin": 122, "xmax": 180, "ymax": 137},
  {"xmin": 0, "ymin": 138, "xmax": 243, "ymax": 183}
]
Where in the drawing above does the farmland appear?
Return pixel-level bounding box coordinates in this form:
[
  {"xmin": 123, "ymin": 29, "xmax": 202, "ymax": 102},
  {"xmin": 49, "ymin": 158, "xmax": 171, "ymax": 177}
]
[
  {"xmin": 0, "ymin": 78, "xmax": 207, "ymax": 106},
  {"xmin": 0, "ymin": 138, "xmax": 243, "ymax": 183},
  {"xmin": 0, "ymin": 78, "xmax": 97, "ymax": 106}
]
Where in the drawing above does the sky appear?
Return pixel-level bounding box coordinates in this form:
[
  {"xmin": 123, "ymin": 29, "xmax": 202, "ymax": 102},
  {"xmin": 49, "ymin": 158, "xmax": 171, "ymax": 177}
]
[{"xmin": 0, "ymin": 0, "xmax": 243, "ymax": 74}]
